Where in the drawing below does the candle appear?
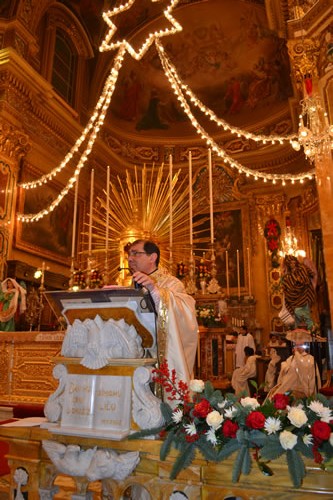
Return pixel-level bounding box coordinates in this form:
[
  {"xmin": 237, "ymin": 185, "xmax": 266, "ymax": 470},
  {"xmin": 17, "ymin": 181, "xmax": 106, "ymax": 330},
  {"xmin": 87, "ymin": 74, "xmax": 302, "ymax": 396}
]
[
  {"xmin": 225, "ymin": 250, "xmax": 229, "ymax": 296},
  {"xmin": 189, "ymin": 151, "xmax": 193, "ymax": 246},
  {"xmin": 88, "ymin": 168, "xmax": 94, "ymax": 254},
  {"xmin": 105, "ymin": 166, "xmax": 110, "ymax": 253},
  {"xmin": 71, "ymin": 174, "xmax": 79, "ymax": 260},
  {"xmin": 237, "ymin": 249, "xmax": 240, "ymax": 298},
  {"xmin": 208, "ymin": 149, "xmax": 214, "ymax": 244},
  {"xmin": 247, "ymin": 247, "xmax": 252, "ymax": 297},
  {"xmin": 169, "ymin": 154, "xmax": 173, "ymax": 259}
]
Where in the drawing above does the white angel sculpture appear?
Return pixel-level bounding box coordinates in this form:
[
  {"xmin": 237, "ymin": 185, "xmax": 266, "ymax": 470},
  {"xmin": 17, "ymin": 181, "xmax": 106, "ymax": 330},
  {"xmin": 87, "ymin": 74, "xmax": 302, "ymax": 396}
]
[{"xmin": 42, "ymin": 440, "xmax": 96, "ymax": 476}]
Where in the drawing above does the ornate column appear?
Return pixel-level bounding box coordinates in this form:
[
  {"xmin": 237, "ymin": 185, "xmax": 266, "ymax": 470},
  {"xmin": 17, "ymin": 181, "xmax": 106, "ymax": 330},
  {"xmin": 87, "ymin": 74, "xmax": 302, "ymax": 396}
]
[
  {"xmin": 288, "ymin": 27, "xmax": 333, "ymax": 331},
  {"xmin": 0, "ymin": 120, "xmax": 30, "ymax": 280}
]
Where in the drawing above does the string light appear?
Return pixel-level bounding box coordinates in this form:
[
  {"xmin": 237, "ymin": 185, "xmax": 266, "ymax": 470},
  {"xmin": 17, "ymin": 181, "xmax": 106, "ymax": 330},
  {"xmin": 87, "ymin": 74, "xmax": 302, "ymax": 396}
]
[
  {"xmin": 157, "ymin": 44, "xmax": 298, "ymax": 146},
  {"xmin": 17, "ymin": 46, "xmax": 126, "ymax": 222},
  {"xmin": 156, "ymin": 40, "xmax": 314, "ymax": 184},
  {"xmin": 19, "ymin": 61, "xmax": 122, "ymax": 190},
  {"xmin": 100, "ymin": 0, "xmax": 182, "ymax": 60},
  {"xmin": 18, "ymin": 2, "xmax": 317, "ymax": 224}
]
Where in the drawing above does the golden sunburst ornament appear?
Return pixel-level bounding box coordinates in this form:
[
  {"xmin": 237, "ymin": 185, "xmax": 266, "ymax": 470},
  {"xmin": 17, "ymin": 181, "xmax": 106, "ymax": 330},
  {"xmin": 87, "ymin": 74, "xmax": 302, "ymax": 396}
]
[{"xmin": 82, "ymin": 163, "xmax": 197, "ymax": 285}]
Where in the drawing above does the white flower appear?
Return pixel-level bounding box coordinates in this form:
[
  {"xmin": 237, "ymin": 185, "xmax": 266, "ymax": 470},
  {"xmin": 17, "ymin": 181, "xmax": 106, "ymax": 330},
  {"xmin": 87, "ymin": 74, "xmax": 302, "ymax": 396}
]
[
  {"xmin": 172, "ymin": 408, "xmax": 183, "ymax": 424},
  {"xmin": 279, "ymin": 430, "xmax": 298, "ymax": 450},
  {"xmin": 184, "ymin": 422, "xmax": 197, "ymax": 436},
  {"xmin": 206, "ymin": 427, "xmax": 218, "ymax": 445},
  {"xmin": 224, "ymin": 406, "xmax": 237, "ymax": 419},
  {"xmin": 308, "ymin": 401, "xmax": 332, "ymax": 423},
  {"xmin": 240, "ymin": 397, "xmax": 260, "ymax": 410},
  {"xmin": 318, "ymin": 406, "xmax": 332, "ymax": 423},
  {"xmin": 330, "ymin": 433, "xmax": 333, "ymax": 447},
  {"xmin": 206, "ymin": 410, "xmax": 223, "ymax": 430},
  {"xmin": 189, "ymin": 379, "xmax": 205, "ymax": 393},
  {"xmin": 287, "ymin": 407, "xmax": 308, "ymax": 428},
  {"xmin": 264, "ymin": 417, "xmax": 282, "ymax": 435},
  {"xmin": 303, "ymin": 434, "xmax": 313, "ymax": 446}
]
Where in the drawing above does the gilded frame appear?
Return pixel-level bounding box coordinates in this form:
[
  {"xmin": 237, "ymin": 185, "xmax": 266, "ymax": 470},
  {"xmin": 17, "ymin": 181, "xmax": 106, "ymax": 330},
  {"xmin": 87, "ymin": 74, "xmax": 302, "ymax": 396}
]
[
  {"xmin": 194, "ymin": 201, "xmax": 251, "ymax": 294},
  {"xmin": 15, "ymin": 179, "xmax": 80, "ymax": 265}
]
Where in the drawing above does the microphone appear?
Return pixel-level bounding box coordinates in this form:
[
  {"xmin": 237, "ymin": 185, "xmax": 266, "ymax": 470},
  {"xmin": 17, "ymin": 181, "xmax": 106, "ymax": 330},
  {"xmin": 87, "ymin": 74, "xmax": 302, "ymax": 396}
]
[{"xmin": 117, "ymin": 267, "xmax": 142, "ymax": 289}]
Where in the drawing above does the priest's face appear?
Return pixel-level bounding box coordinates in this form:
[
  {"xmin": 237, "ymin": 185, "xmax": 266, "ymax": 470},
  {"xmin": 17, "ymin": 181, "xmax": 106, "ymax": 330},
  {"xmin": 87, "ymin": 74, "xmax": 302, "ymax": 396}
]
[{"xmin": 128, "ymin": 242, "xmax": 157, "ymax": 275}]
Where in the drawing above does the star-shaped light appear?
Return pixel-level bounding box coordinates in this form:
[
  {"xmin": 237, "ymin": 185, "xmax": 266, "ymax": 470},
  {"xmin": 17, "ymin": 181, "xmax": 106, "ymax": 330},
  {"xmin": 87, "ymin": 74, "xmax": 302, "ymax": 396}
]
[{"xmin": 99, "ymin": 0, "xmax": 182, "ymax": 60}]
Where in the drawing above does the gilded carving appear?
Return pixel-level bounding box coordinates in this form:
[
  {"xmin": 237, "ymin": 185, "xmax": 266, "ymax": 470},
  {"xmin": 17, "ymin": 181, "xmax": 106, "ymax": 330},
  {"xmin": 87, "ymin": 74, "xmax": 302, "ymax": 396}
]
[
  {"xmin": 194, "ymin": 165, "xmax": 240, "ymax": 210},
  {"xmin": 254, "ymin": 193, "xmax": 286, "ymax": 235},
  {"xmin": 288, "ymin": 38, "xmax": 320, "ymax": 95},
  {"xmin": 14, "ymin": 34, "xmax": 27, "ymax": 58},
  {"xmin": 101, "ymin": 130, "xmax": 159, "ymax": 162},
  {"xmin": 0, "ymin": 120, "xmax": 30, "ymax": 160},
  {"xmin": 301, "ymin": 183, "xmax": 318, "ymax": 213},
  {"xmin": 18, "ymin": 0, "xmax": 33, "ymax": 25}
]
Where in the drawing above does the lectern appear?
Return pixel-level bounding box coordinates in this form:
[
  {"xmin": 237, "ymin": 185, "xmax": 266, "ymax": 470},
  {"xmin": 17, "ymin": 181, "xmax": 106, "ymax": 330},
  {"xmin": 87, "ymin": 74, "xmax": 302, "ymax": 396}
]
[{"xmin": 43, "ymin": 287, "xmax": 162, "ymax": 440}]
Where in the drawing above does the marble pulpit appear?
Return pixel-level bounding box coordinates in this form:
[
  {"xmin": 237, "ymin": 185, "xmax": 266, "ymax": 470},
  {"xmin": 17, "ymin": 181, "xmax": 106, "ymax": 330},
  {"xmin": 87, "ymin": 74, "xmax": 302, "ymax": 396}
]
[{"xmin": 43, "ymin": 287, "xmax": 164, "ymax": 441}]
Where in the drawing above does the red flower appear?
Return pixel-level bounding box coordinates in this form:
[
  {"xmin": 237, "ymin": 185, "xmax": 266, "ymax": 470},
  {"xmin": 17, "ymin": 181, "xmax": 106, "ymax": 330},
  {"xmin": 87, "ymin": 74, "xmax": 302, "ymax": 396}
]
[
  {"xmin": 222, "ymin": 420, "xmax": 239, "ymax": 438},
  {"xmin": 311, "ymin": 420, "xmax": 331, "ymax": 441},
  {"xmin": 193, "ymin": 399, "xmax": 212, "ymax": 418},
  {"xmin": 185, "ymin": 433, "xmax": 199, "ymax": 443},
  {"xmin": 268, "ymin": 239, "xmax": 279, "ymax": 251},
  {"xmin": 273, "ymin": 394, "xmax": 290, "ymax": 410},
  {"xmin": 313, "ymin": 446, "xmax": 324, "ymax": 464},
  {"xmin": 245, "ymin": 411, "xmax": 266, "ymax": 429}
]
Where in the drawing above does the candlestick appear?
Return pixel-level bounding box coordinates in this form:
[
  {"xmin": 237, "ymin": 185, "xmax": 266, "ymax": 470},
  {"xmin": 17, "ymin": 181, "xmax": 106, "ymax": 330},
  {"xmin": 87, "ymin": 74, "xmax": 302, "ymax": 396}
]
[
  {"xmin": 247, "ymin": 247, "xmax": 252, "ymax": 297},
  {"xmin": 189, "ymin": 151, "xmax": 193, "ymax": 246},
  {"xmin": 226, "ymin": 250, "xmax": 229, "ymax": 296},
  {"xmin": 169, "ymin": 154, "xmax": 173, "ymax": 264},
  {"xmin": 88, "ymin": 168, "xmax": 94, "ymax": 255},
  {"xmin": 71, "ymin": 174, "xmax": 79, "ymax": 260},
  {"xmin": 105, "ymin": 166, "xmax": 110, "ymax": 253},
  {"xmin": 237, "ymin": 249, "xmax": 240, "ymax": 299},
  {"xmin": 208, "ymin": 149, "xmax": 214, "ymax": 244}
]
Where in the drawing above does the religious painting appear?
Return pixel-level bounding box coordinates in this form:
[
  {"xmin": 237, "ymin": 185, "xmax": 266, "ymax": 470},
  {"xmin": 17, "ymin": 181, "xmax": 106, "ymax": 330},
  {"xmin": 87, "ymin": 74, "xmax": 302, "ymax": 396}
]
[
  {"xmin": 194, "ymin": 205, "xmax": 249, "ymax": 294},
  {"xmin": 15, "ymin": 180, "xmax": 79, "ymax": 265},
  {"xmin": 108, "ymin": 0, "xmax": 293, "ymax": 136}
]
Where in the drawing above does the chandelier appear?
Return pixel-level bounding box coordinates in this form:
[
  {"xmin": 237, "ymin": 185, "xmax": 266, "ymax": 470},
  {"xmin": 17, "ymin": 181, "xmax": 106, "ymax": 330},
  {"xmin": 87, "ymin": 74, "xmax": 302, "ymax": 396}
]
[
  {"xmin": 279, "ymin": 213, "xmax": 305, "ymax": 258},
  {"xmin": 292, "ymin": 93, "xmax": 333, "ymax": 162}
]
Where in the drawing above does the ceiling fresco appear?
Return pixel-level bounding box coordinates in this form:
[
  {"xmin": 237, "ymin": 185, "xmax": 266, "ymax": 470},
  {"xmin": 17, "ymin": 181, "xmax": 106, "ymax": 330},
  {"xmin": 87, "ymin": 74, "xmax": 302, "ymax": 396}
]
[{"xmin": 106, "ymin": 0, "xmax": 294, "ymax": 140}]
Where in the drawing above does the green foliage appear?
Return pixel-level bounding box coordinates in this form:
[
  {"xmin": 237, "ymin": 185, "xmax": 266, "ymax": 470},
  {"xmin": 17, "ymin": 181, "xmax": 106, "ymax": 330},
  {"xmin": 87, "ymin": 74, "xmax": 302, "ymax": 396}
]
[
  {"xmin": 170, "ymin": 442, "xmax": 196, "ymax": 480},
  {"xmin": 286, "ymin": 449, "xmax": 306, "ymax": 488},
  {"xmin": 160, "ymin": 429, "xmax": 176, "ymax": 461},
  {"xmin": 261, "ymin": 435, "xmax": 284, "ymax": 460},
  {"xmin": 138, "ymin": 362, "xmax": 333, "ymax": 488}
]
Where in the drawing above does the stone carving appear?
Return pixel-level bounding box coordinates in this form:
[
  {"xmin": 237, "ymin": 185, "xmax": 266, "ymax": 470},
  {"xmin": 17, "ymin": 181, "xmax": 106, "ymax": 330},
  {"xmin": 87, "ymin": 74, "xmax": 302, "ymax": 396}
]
[
  {"xmin": 13, "ymin": 468, "xmax": 28, "ymax": 500},
  {"xmin": 42, "ymin": 441, "xmax": 97, "ymax": 476},
  {"xmin": 132, "ymin": 366, "xmax": 164, "ymax": 429},
  {"xmin": 42, "ymin": 440, "xmax": 139, "ymax": 481},
  {"xmin": 61, "ymin": 314, "xmax": 144, "ymax": 369},
  {"xmin": 44, "ymin": 364, "xmax": 67, "ymax": 423},
  {"xmin": 86, "ymin": 449, "xmax": 140, "ymax": 481}
]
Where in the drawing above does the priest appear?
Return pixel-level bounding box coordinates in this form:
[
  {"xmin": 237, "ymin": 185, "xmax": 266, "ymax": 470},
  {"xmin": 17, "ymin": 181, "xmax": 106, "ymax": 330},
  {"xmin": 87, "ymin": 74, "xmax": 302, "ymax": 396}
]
[{"xmin": 128, "ymin": 239, "xmax": 198, "ymax": 385}]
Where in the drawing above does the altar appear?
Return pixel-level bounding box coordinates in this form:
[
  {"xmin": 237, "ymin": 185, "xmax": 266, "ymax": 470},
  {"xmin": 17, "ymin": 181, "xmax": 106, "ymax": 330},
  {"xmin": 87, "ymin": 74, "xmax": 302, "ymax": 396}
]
[{"xmin": 0, "ymin": 424, "xmax": 332, "ymax": 499}]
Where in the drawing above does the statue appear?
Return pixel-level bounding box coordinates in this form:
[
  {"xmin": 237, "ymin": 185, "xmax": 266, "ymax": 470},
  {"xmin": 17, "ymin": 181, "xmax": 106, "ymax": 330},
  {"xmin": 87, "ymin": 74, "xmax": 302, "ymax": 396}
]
[
  {"xmin": 281, "ymin": 255, "xmax": 316, "ymax": 331},
  {"xmin": 0, "ymin": 278, "xmax": 26, "ymax": 331}
]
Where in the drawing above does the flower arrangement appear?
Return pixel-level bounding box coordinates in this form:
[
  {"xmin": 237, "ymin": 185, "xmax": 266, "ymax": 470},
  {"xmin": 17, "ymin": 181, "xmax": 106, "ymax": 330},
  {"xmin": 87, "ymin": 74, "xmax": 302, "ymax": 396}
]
[
  {"xmin": 264, "ymin": 218, "xmax": 281, "ymax": 268},
  {"xmin": 130, "ymin": 360, "xmax": 333, "ymax": 488},
  {"xmin": 196, "ymin": 304, "xmax": 227, "ymax": 327},
  {"xmin": 197, "ymin": 256, "xmax": 210, "ymax": 281}
]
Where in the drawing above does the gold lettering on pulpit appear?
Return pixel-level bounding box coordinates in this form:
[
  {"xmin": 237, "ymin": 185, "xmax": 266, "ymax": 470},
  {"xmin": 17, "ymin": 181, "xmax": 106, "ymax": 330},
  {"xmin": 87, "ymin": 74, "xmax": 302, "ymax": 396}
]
[
  {"xmin": 100, "ymin": 419, "xmax": 122, "ymax": 426},
  {"xmin": 96, "ymin": 389, "xmax": 122, "ymax": 397},
  {"xmin": 99, "ymin": 402, "xmax": 117, "ymax": 412},
  {"xmin": 69, "ymin": 382, "xmax": 92, "ymax": 394}
]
